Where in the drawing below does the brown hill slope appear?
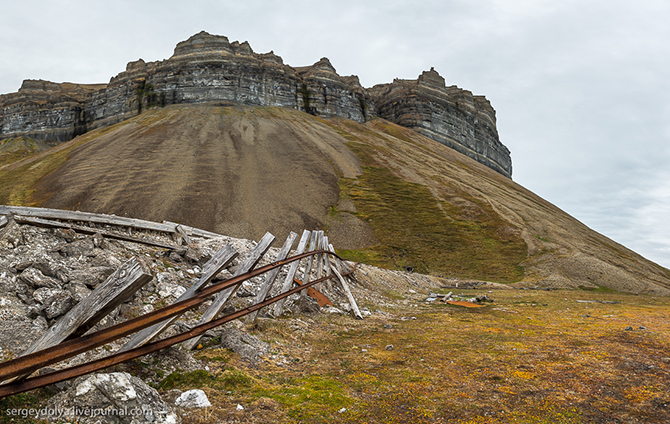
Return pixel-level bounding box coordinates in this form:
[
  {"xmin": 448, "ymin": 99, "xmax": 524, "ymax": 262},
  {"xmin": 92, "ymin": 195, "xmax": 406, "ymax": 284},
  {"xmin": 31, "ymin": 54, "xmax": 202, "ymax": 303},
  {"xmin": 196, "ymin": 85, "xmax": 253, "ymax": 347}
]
[{"xmin": 1, "ymin": 104, "xmax": 668, "ymax": 294}]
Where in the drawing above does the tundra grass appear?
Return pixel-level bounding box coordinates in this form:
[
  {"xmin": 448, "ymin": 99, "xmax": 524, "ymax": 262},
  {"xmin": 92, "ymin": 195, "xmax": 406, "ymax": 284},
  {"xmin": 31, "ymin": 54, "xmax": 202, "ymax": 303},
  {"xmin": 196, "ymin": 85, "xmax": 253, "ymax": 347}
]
[
  {"xmin": 334, "ymin": 142, "xmax": 527, "ymax": 282},
  {"xmin": 145, "ymin": 289, "xmax": 670, "ymax": 424}
]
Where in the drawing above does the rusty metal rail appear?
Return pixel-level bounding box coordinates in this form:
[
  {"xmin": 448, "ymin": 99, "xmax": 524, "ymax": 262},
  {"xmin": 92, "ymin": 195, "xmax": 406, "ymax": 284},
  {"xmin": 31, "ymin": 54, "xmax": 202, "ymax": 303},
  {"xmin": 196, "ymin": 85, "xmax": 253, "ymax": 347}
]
[{"xmin": 0, "ymin": 250, "xmax": 357, "ymax": 399}]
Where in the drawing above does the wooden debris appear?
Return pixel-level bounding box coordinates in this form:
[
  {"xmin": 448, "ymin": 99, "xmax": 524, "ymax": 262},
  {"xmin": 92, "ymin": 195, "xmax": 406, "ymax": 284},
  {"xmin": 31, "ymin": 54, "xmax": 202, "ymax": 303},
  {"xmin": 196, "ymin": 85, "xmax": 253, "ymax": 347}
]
[
  {"xmin": 0, "ymin": 206, "xmax": 224, "ymax": 239},
  {"xmin": 246, "ymin": 232, "xmax": 297, "ymax": 323},
  {"xmin": 330, "ymin": 264, "xmax": 363, "ymax": 319},
  {"xmin": 0, "ymin": 215, "xmax": 7, "ymax": 228},
  {"xmin": 175, "ymin": 224, "xmax": 191, "ymax": 245},
  {"xmin": 300, "ymin": 231, "xmax": 320, "ymax": 296},
  {"xmin": 13, "ymin": 215, "xmax": 186, "ymax": 252},
  {"xmin": 273, "ymin": 230, "xmax": 311, "ymax": 317}
]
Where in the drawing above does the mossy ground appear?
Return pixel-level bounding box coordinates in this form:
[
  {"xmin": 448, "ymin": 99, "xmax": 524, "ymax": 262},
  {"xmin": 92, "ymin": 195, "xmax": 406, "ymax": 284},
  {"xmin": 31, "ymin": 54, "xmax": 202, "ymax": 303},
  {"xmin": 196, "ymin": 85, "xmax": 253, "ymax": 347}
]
[
  {"xmin": 122, "ymin": 288, "xmax": 670, "ymax": 424},
  {"xmin": 332, "ymin": 141, "xmax": 527, "ymax": 282}
]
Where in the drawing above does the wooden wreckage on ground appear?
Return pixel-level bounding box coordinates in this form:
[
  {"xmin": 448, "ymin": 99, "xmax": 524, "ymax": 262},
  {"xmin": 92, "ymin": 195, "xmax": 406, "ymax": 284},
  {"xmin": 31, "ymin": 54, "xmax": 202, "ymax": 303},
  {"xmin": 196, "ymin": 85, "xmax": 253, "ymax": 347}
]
[{"xmin": 0, "ymin": 206, "xmax": 362, "ymax": 398}]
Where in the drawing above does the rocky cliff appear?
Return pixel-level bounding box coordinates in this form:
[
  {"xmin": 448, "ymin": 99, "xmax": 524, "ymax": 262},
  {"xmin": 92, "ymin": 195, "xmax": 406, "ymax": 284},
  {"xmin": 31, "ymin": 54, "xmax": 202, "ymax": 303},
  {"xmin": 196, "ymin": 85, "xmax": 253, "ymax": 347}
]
[
  {"xmin": 368, "ymin": 69, "xmax": 512, "ymax": 177},
  {"xmin": 0, "ymin": 31, "xmax": 512, "ymax": 177}
]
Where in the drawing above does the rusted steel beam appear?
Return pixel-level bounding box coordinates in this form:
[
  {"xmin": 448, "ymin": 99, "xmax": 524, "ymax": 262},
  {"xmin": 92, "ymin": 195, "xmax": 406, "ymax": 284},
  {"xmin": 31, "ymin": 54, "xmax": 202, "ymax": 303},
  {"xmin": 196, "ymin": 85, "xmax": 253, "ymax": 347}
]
[
  {"xmin": 0, "ymin": 266, "xmax": 355, "ymax": 399},
  {"xmin": 293, "ymin": 278, "xmax": 333, "ymax": 307},
  {"xmin": 0, "ymin": 250, "xmax": 346, "ymax": 384}
]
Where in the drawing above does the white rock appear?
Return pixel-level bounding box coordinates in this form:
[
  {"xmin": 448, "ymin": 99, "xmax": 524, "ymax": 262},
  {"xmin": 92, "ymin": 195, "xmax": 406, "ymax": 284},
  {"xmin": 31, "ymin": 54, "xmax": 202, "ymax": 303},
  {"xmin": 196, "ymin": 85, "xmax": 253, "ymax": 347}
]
[
  {"xmin": 236, "ymin": 404, "xmax": 244, "ymax": 410},
  {"xmin": 175, "ymin": 389, "xmax": 211, "ymax": 408}
]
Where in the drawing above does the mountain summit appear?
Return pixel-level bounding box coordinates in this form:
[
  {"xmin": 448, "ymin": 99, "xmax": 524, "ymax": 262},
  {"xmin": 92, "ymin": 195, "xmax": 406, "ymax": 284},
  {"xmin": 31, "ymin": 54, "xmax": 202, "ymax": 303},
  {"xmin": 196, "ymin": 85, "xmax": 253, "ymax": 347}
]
[{"xmin": 0, "ymin": 31, "xmax": 511, "ymax": 178}]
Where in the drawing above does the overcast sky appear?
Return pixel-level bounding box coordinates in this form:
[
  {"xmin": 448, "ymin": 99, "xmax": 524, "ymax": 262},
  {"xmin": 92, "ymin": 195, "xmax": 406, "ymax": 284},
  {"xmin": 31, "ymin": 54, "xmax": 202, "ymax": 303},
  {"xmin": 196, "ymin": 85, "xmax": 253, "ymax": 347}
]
[{"xmin": 2, "ymin": 0, "xmax": 669, "ymax": 268}]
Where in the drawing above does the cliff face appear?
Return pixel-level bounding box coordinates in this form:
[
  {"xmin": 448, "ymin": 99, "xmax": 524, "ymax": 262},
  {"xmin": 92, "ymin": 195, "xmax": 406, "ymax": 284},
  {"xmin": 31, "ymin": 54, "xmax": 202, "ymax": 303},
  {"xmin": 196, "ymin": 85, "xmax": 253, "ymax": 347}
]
[
  {"xmin": 0, "ymin": 31, "xmax": 512, "ymax": 177},
  {"xmin": 368, "ymin": 69, "xmax": 512, "ymax": 177}
]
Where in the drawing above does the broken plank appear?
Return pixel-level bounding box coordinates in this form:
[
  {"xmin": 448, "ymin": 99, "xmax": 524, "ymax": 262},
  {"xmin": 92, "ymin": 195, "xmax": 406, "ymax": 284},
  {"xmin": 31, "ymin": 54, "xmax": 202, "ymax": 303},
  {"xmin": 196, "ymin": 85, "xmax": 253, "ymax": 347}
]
[
  {"xmin": 273, "ymin": 230, "xmax": 311, "ymax": 317},
  {"xmin": 175, "ymin": 225, "xmax": 191, "ymax": 245},
  {"xmin": 13, "ymin": 215, "xmax": 185, "ymax": 252},
  {"xmin": 119, "ymin": 244, "xmax": 238, "ymax": 352},
  {"xmin": 246, "ymin": 232, "xmax": 297, "ymax": 324},
  {"xmin": 331, "ymin": 264, "xmax": 363, "ymax": 319},
  {"xmin": 182, "ymin": 232, "xmax": 276, "ymax": 350},
  {"xmin": 6, "ymin": 258, "xmax": 152, "ymax": 383}
]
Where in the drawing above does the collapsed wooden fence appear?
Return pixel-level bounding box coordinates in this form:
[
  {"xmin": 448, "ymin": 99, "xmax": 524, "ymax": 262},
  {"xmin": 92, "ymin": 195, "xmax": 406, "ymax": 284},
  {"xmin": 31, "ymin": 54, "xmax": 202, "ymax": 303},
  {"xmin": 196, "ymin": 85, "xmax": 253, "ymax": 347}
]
[{"xmin": 0, "ymin": 206, "xmax": 361, "ymax": 398}]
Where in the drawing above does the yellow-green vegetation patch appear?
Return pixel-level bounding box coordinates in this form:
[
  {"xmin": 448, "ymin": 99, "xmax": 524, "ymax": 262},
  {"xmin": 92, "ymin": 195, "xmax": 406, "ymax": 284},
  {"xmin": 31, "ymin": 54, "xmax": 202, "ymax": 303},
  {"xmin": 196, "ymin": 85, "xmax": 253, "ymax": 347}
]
[
  {"xmin": 257, "ymin": 374, "xmax": 353, "ymax": 421},
  {"xmin": 335, "ymin": 142, "xmax": 527, "ymax": 282},
  {"xmin": 0, "ymin": 137, "xmax": 53, "ymax": 168}
]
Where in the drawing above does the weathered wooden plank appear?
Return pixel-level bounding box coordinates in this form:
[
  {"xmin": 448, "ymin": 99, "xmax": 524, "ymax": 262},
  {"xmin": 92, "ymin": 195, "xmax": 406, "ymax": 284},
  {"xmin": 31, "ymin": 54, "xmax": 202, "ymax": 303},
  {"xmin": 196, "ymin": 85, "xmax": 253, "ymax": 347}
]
[
  {"xmin": 175, "ymin": 225, "xmax": 191, "ymax": 245},
  {"xmin": 300, "ymin": 231, "xmax": 320, "ymax": 296},
  {"xmin": 0, "ymin": 215, "xmax": 7, "ymax": 229},
  {"xmin": 182, "ymin": 232, "xmax": 276, "ymax": 350},
  {"xmin": 245, "ymin": 232, "xmax": 297, "ymax": 324},
  {"xmin": 273, "ymin": 230, "xmax": 311, "ymax": 317},
  {"xmin": 13, "ymin": 215, "xmax": 185, "ymax": 252},
  {"xmin": 119, "ymin": 244, "xmax": 238, "ymax": 352},
  {"xmin": 331, "ymin": 265, "xmax": 363, "ymax": 319},
  {"xmin": 314, "ymin": 231, "xmax": 325, "ymax": 289},
  {"xmin": 5, "ymin": 258, "xmax": 152, "ymax": 382},
  {"xmin": 162, "ymin": 220, "xmax": 224, "ymax": 239},
  {"xmin": 322, "ymin": 236, "xmax": 333, "ymax": 291},
  {"xmin": 0, "ymin": 206, "xmax": 223, "ymax": 239}
]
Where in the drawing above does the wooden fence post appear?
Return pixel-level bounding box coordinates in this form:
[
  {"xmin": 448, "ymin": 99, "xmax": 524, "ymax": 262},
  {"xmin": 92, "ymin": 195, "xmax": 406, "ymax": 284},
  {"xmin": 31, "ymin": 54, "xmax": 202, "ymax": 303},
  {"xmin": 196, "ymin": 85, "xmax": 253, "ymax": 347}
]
[
  {"xmin": 181, "ymin": 232, "xmax": 275, "ymax": 350},
  {"xmin": 273, "ymin": 230, "xmax": 311, "ymax": 317},
  {"xmin": 245, "ymin": 232, "xmax": 297, "ymax": 324}
]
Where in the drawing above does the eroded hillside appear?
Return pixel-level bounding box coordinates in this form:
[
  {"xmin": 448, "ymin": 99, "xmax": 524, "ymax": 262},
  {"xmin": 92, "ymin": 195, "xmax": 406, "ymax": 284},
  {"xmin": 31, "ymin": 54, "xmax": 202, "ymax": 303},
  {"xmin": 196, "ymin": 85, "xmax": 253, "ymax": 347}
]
[{"xmin": 0, "ymin": 104, "xmax": 668, "ymax": 294}]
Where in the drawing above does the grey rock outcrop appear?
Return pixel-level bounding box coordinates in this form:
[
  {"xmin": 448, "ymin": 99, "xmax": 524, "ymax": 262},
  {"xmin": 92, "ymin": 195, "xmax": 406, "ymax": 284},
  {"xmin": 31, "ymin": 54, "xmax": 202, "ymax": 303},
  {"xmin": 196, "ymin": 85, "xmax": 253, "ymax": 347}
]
[
  {"xmin": 368, "ymin": 68, "xmax": 512, "ymax": 177},
  {"xmin": 44, "ymin": 372, "xmax": 178, "ymax": 424},
  {"xmin": 0, "ymin": 31, "xmax": 512, "ymax": 177}
]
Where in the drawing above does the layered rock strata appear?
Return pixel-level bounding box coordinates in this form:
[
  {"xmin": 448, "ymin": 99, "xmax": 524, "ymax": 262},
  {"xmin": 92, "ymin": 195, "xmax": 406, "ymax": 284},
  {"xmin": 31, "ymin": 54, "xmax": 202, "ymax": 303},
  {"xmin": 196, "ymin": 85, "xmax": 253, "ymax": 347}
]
[
  {"xmin": 0, "ymin": 31, "xmax": 512, "ymax": 177},
  {"xmin": 368, "ymin": 69, "xmax": 512, "ymax": 177}
]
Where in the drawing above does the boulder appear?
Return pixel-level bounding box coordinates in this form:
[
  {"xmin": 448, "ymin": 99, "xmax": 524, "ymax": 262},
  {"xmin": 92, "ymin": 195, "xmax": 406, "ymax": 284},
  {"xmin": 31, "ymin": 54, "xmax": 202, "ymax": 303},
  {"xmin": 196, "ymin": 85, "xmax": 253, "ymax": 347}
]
[
  {"xmin": 175, "ymin": 390, "xmax": 211, "ymax": 408},
  {"xmin": 220, "ymin": 328, "xmax": 269, "ymax": 363},
  {"xmin": 20, "ymin": 268, "xmax": 60, "ymax": 289},
  {"xmin": 44, "ymin": 372, "xmax": 178, "ymax": 424},
  {"xmin": 32, "ymin": 287, "xmax": 74, "ymax": 319}
]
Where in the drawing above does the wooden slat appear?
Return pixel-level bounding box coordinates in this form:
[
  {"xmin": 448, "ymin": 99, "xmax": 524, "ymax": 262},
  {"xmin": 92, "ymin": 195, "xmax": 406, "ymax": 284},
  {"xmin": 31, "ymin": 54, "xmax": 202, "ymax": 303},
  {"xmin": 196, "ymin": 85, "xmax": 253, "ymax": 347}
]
[
  {"xmin": 314, "ymin": 231, "xmax": 325, "ymax": 289},
  {"xmin": 300, "ymin": 231, "xmax": 320, "ymax": 296},
  {"xmin": 119, "ymin": 244, "xmax": 238, "ymax": 352},
  {"xmin": 175, "ymin": 225, "xmax": 191, "ymax": 245},
  {"xmin": 245, "ymin": 232, "xmax": 297, "ymax": 324},
  {"xmin": 6, "ymin": 258, "xmax": 152, "ymax": 382},
  {"xmin": 331, "ymin": 264, "xmax": 363, "ymax": 319},
  {"xmin": 323, "ymin": 236, "xmax": 333, "ymax": 291},
  {"xmin": 162, "ymin": 220, "xmax": 224, "ymax": 239},
  {"xmin": 13, "ymin": 215, "xmax": 185, "ymax": 252},
  {"xmin": 273, "ymin": 230, "xmax": 311, "ymax": 317},
  {"xmin": 181, "ymin": 232, "xmax": 275, "ymax": 350},
  {"xmin": 0, "ymin": 206, "xmax": 223, "ymax": 239}
]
